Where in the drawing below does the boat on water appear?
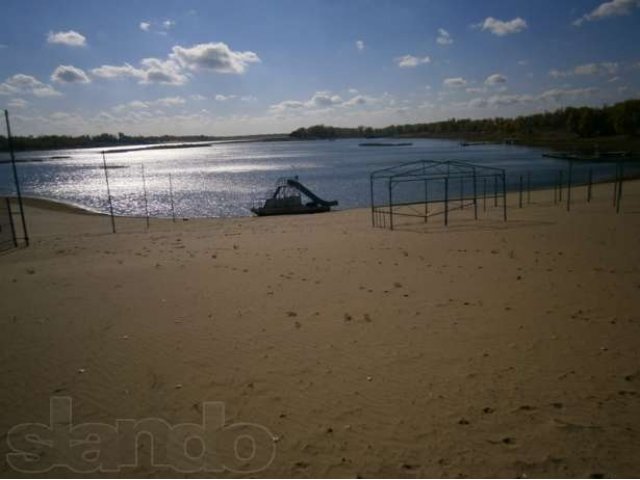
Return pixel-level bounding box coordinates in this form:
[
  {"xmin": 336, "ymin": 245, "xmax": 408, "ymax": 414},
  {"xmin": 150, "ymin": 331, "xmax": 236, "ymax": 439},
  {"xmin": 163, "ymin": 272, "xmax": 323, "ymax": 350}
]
[
  {"xmin": 251, "ymin": 177, "xmax": 338, "ymax": 216},
  {"xmin": 359, "ymin": 142, "xmax": 413, "ymax": 147},
  {"xmin": 541, "ymin": 152, "xmax": 631, "ymax": 161}
]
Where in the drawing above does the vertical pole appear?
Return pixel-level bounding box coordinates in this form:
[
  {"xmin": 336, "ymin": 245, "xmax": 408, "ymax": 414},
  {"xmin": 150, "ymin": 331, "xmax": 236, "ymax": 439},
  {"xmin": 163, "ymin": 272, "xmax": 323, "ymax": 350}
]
[
  {"xmin": 102, "ymin": 151, "xmax": 116, "ymax": 234},
  {"xmin": 526, "ymin": 171, "xmax": 531, "ymax": 204},
  {"xmin": 472, "ymin": 168, "xmax": 478, "ymax": 220},
  {"xmin": 502, "ymin": 172, "xmax": 507, "ymax": 222},
  {"xmin": 616, "ymin": 162, "xmax": 623, "ymax": 214},
  {"xmin": 566, "ymin": 159, "xmax": 573, "ymax": 212},
  {"xmin": 444, "ymin": 177, "xmax": 449, "ymax": 226},
  {"xmin": 6, "ymin": 198, "xmax": 18, "ymax": 247},
  {"xmin": 518, "ymin": 175, "xmax": 523, "ymax": 208},
  {"xmin": 141, "ymin": 164, "xmax": 150, "ymax": 230},
  {"xmin": 613, "ymin": 163, "xmax": 619, "ymax": 207},
  {"xmin": 4, "ymin": 110, "xmax": 29, "ymax": 246},
  {"xmin": 553, "ymin": 174, "xmax": 558, "ymax": 204},
  {"xmin": 493, "ymin": 174, "xmax": 498, "ymax": 207},
  {"xmin": 169, "ymin": 173, "xmax": 176, "ymax": 223},
  {"xmin": 587, "ymin": 168, "xmax": 593, "ymax": 203},
  {"xmin": 558, "ymin": 170, "xmax": 563, "ymax": 202},
  {"xmin": 388, "ymin": 180, "xmax": 393, "ymax": 231},
  {"xmin": 202, "ymin": 173, "xmax": 208, "ymax": 217},
  {"xmin": 369, "ymin": 174, "xmax": 375, "ymax": 227},
  {"xmin": 423, "ymin": 179, "xmax": 428, "ymax": 223},
  {"xmin": 483, "ymin": 177, "xmax": 487, "ymax": 212}
]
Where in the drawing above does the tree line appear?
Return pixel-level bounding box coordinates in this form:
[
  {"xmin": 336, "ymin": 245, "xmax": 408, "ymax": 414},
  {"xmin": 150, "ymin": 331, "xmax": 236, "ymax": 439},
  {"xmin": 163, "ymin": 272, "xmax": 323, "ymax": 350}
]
[
  {"xmin": 0, "ymin": 132, "xmax": 217, "ymax": 152},
  {"xmin": 289, "ymin": 99, "xmax": 640, "ymax": 140},
  {"xmin": 2, "ymin": 99, "xmax": 638, "ymax": 151}
]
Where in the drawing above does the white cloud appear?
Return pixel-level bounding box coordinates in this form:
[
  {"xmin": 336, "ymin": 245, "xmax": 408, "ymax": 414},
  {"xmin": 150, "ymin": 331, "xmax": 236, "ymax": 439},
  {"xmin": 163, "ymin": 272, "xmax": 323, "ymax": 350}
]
[
  {"xmin": 538, "ymin": 87, "xmax": 599, "ymax": 101},
  {"xmin": 270, "ymin": 100, "xmax": 306, "ymax": 113},
  {"xmin": 476, "ymin": 17, "xmax": 528, "ymax": 36},
  {"xmin": 139, "ymin": 57, "xmax": 188, "ymax": 85},
  {"xmin": 91, "ymin": 41, "xmax": 259, "ymax": 85},
  {"xmin": 356, "ymin": 40, "xmax": 365, "ymax": 51},
  {"xmin": 436, "ymin": 28, "xmax": 453, "ymax": 45},
  {"xmin": 343, "ymin": 95, "xmax": 368, "ymax": 107},
  {"xmin": 307, "ymin": 91, "xmax": 343, "ymax": 107},
  {"xmin": 153, "ymin": 96, "xmax": 185, "ymax": 106},
  {"xmin": 7, "ymin": 98, "xmax": 28, "ymax": 109},
  {"xmin": 443, "ymin": 77, "xmax": 467, "ymax": 88},
  {"xmin": 573, "ymin": 0, "xmax": 640, "ymax": 26},
  {"xmin": 139, "ymin": 19, "xmax": 175, "ymax": 34},
  {"xmin": 91, "ymin": 63, "xmax": 144, "ymax": 79},
  {"xmin": 190, "ymin": 94, "xmax": 206, "ymax": 101},
  {"xmin": 46, "ymin": 30, "xmax": 87, "ymax": 47},
  {"xmin": 0, "ymin": 74, "xmax": 61, "ymax": 97},
  {"xmin": 466, "ymin": 87, "xmax": 487, "ymax": 94},
  {"xmin": 92, "ymin": 58, "xmax": 187, "ymax": 85},
  {"xmin": 51, "ymin": 65, "xmax": 91, "ymax": 84},
  {"xmin": 215, "ymin": 94, "xmax": 237, "ymax": 101},
  {"xmin": 111, "ymin": 96, "xmax": 186, "ymax": 113},
  {"xmin": 270, "ymin": 90, "xmax": 375, "ymax": 114},
  {"xmin": 170, "ymin": 42, "xmax": 260, "ymax": 74},
  {"xmin": 395, "ymin": 54, "xmax": 431, "ymax": 68},
  {"xmin": 485, "ymin": 73, "xmax": 507, "ymax": 85},
  {"xmin": 549, "ymin": 62, "xmax": 619, "ymax": 77}
]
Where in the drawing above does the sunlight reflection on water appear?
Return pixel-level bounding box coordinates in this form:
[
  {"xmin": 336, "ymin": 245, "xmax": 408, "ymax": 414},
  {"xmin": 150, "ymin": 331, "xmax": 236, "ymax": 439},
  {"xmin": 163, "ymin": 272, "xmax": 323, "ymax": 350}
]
[{"xmin": 0, "ymin": 138, "xmax": 627, "ymax": 218}]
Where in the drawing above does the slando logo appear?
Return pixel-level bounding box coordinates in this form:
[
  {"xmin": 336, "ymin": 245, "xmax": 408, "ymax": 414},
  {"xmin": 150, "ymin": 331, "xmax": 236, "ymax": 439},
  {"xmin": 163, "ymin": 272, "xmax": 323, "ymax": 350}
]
[{"xmin": 6, "ymin": 397, "xmax": 277, "ymax": 473}]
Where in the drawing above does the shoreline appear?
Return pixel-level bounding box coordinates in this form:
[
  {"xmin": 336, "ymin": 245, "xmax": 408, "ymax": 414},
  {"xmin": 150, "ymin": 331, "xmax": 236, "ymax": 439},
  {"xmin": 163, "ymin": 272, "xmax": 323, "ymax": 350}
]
[{"xmin": 3, "ymin": 170, "xmax": 634, "ymax": 222}]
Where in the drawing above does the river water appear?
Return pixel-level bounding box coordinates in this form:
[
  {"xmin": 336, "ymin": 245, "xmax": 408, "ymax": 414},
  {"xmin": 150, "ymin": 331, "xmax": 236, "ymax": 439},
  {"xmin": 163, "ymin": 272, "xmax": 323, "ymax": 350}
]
[{"xmin": 0, "ymin": 138, "xmax": 627, "ymax": 218}]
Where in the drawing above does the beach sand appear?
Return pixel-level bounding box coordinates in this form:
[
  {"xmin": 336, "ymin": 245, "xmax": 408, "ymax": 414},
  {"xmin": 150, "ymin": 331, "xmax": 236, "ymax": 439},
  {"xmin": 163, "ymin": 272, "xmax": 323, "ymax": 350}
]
[{"xmin": 1, "ymin": 181, "xmax": 640, "ymax": 477}]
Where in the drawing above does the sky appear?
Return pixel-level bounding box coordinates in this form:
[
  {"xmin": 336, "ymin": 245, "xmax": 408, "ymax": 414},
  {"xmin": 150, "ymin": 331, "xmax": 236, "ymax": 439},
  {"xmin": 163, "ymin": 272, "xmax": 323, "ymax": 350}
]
[{"xmin": 0, "ymin": 0, "xmax": 639, "ymax": 136}]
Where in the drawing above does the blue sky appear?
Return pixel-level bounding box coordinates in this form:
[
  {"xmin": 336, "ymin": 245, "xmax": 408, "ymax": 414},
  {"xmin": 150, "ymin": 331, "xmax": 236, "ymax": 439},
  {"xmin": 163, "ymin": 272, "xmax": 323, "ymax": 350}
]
[{"xmin": 1, "ymin": 0, "xmax": 639, "ymax": 136}]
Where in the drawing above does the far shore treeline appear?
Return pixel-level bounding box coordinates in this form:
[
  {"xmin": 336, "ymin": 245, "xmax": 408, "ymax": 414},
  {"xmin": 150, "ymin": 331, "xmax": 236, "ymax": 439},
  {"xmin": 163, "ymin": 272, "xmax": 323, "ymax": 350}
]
[
  {"xmin": 289, "ymin": 99, "xmax": 640, "ymax": 152},
  {"xmin": 1, "ymin": 99, "xmax": 639, "ymax": 153}
]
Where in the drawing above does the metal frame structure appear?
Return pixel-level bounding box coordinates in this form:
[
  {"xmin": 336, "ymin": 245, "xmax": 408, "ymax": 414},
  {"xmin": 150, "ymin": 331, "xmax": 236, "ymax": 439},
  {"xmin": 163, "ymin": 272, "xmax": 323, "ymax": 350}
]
[{"xmin": 370, "ymin": 160, "xmax": 507, "ymax": 229}]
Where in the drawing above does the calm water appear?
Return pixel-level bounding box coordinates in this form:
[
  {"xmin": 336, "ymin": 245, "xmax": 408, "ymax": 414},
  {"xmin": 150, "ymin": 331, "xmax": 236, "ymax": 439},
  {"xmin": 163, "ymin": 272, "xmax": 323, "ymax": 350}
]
[{"xmin": 0, "ymin": 138, "xmax": 627, "ymax": 218}]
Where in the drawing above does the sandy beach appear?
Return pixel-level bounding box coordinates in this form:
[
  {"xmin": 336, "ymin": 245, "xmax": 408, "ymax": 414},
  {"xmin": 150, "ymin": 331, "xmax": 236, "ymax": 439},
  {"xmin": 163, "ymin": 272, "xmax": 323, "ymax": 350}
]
[{"xmin": 1, "ymin": 181, "xmax": 640, "ymax": 477}]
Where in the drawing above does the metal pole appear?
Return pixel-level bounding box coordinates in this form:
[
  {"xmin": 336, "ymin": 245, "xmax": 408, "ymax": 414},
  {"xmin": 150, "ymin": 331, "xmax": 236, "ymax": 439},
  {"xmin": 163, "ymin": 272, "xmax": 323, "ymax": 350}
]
[
  {"xmin": 369, "ymin": 174, "xmax": 375, "ymax": 227},
  {"xmin": 502, "ymin": 172, "xmax": 507, "ymax": 222},
  {"xmin": 388, "ymin": 180, "xmax": 393, "ymax": 231},
  {"xmin": 6, "ymin": 198, "xmax": 17, "ymax": 247},
  {"xmin": 424, "ymin": 179, "xmax": 428, "ymax": 223},
  {"xmin": 141, "ymin": 164, "xmax": 150, "ymax": 230},
  {"xmin": 493, "ymin": 174, "xmax": 498, "ymax": 207},
  {"xmin": 4, "ymin": 110, "xmax": 29, "ymax": 246},
  {"xmin": 102, "ymin": 151, "xmax": 116, "ymax": 234},
  {"xmin": 169, "ymin": 173, "xmax": 176, "ymax": 223},
  {"xmin": 202, "ymin": 173, "xmax": 208, "ymax": 217},
  {"xmin": 616, "ymin": 162, "xmax": 624, "ymax": 214},
  {"xmin": 526, "ymin": 171, "xmax": 531, "ymax": 204},
  {"xmin": 483, "ymin": 177, "xmax": 487, "ymax": 212},
  {"xmin": 472, "ymin": 168, "xmax": 478, "ymax": 220},
  {"xmin": 518, "ymin": 175, "xmax": 523, "ymax": 208},
  {"xmin": 613, "ymin": 163, "xmax": 619, "ymax": 207},
  {"xmin": 566, "ymin": 160, "xmax": 573, "ymax": 212},
  {"xmin": 587, "ymin": 168, "xmax": 593, "ymax": 203},
  {"xmin": 444, "ymin": 177, "xmax": 449, "ymax": 226},
  {"xmin": 558, "ymin": 170, "xmax": 563, "ymax": 202}
]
